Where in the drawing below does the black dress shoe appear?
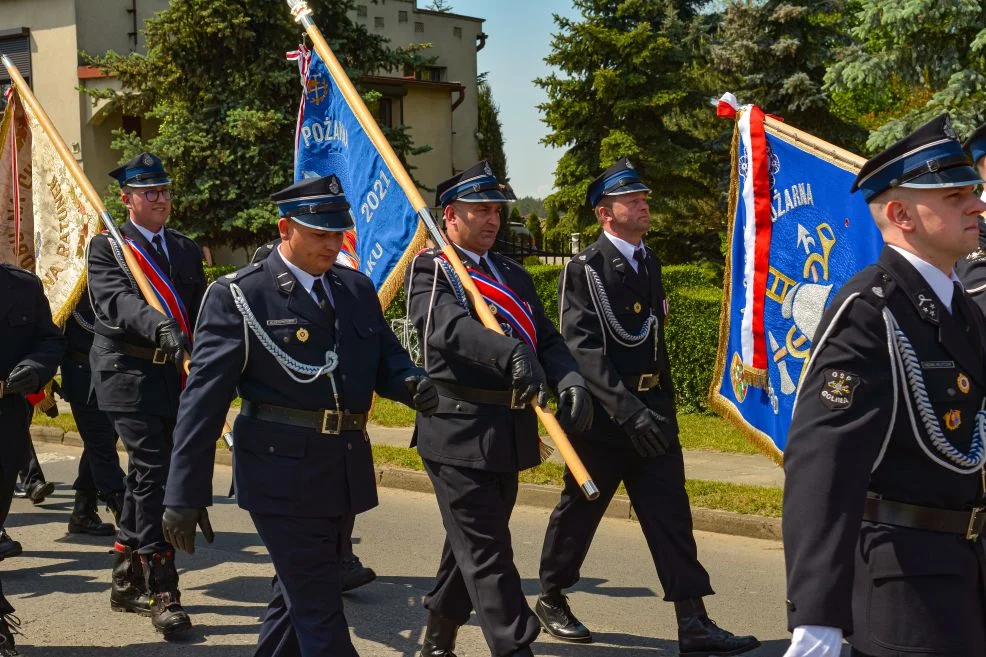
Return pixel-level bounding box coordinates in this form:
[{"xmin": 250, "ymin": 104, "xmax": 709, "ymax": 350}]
[
  {"xmin": 0, "ymin": 531, "xmax": 22, "ymax": 561},
  {"xmin": 340, "ymin": 555, "xmax": 376, "ymax": 592},
  {"xmin": 534, "ymin": 591, "xmax": 592, "ymax": 643},
  {"xmin": 10, "ymin": 484, "xmax": 25, "ymax": 500},
  {"xmin": 26, "ymin": 480, "xmax": 55, "ymax": 505},
  {"xmin": 675, "ymin": 598, "xmax": 760, "ymax": 657},
  {"xmin": 0, "ymin": 612, "xmax": 20, "ymax": 656},
  {"xmin": 420, "ymin": 613, "xmax": 458, "ymax": 657}
]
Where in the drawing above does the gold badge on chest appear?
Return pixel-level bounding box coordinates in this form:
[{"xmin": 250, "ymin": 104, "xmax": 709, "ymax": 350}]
[
  {"xmin": 296, "ymin": 327, "xmax": 310, "ymax": 343},
  {"xmin": 633, "ymin": 302, "xmax": 642, "ymax": 314},
  {"xmin": 957, "ymin": 372, "xmax": 971, "ymax": 395},
  {"xmin": 943, "ymin": 409, "xmax": 961, "ymax": 431}
]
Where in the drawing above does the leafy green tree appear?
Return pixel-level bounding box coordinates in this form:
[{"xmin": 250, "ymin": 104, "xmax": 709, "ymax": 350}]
[
  {"xmin": 825, "ymin": 0, "xmax": 986, "ymax": 151},
  {"xmin": 514, "ymin": 196, "xmax": 546, "ymax": 217},
  {"xmin": 710, "ymin": 1, "xmax": 866, "ymax": 150},
  {"xmin": 525, "ymin": 211, "xmax": 543, "ymax": 247},
  {"xmin": 477, "ymin": 73, "xmax": 508, "ymax": 183},
  {"xmin": 508, "ymin": 205, "xmax": 523, "ymax": 223},
  {"xmin": 86, "ymin": 0, "xmax": 432, "ymax": 250},
  {"xmin": 537, "ymin": 0, "xmax": 726, "ymax": 263},
  {"xmin": 425, "ymin": 0, "xmax": 454, "ymax": 11}
]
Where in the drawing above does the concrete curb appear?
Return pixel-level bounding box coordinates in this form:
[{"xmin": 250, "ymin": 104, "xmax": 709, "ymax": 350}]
[{"xmin": 33, "ymin": 426, "xmax": 782, "ymax": 542}]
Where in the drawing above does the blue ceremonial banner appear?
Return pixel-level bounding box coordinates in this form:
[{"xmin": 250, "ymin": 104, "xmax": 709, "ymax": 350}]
[
  {"xmin": 290, "ymin": 44, "xmax": 426, "ymax": 304},
  {"xmin": 710, "ymin": 99, "xmax": 883, "ymax": 461}
]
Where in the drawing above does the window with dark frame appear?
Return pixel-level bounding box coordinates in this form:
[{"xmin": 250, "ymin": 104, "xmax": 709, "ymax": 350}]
[
  {"xmin": 374, "ymin": 16, "xmax": 385, "ymax": 28},
  {"xmin": 399, "ymin": 10, "xmax": 408, "ymax": 22},
  {"xmin": 0, "ymin": 29, "xmax": 32, "ymax": 90},
  {"xmin": 357, "ymin": 5, "xmax": 367, "ymax": 17},
  {"xmin": 414, "ymin": 21, "xmax": 424, "ymax": 33}
]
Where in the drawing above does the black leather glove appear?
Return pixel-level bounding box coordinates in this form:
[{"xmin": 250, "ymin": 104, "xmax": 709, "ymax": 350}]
[
  {"xmin": 405, "ymin": 376, "xmax": 439, "ymax": 417},
  {"xmin": 162, "ymin": 506, "xmax": 214, "ymax": 555},
  {"xmin": 154, "ymin": 319, "xmax": 187, "ymax": 365},
  {"xmin": 557, "ymin": 385, "xmax": 594, "ymax": 433},
  {"xmin": 508, "ymin": 343, "xmax": 549, "ymax": 408},
  {"xmin": 622, "ymin": 408, "xmax": 671, "ymax": 457},
  {"xmin": 4, "ymin": 364, "xmax": 40, "ymax": 396}
]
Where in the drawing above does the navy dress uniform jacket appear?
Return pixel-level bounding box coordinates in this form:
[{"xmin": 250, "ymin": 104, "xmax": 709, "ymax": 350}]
[
  {"xmin": 61, "ymin": 293, "xmax": 98, "ymax": 405},
  {"xmin": 956, "ymin": 244, "xmax": 986, "ymax": 319},
  {"xmin": 560, "ymin": 235, "xmax": 677, "ymax": 442},
  {"xmin": 87, "ymin": 221, "xmax": 206, "ymax": 416},
  {"xmin": 405, "ymin": 247, "xmax": 584, "ymax": 472},
  {"xmin": 0, "ymin": 264, "xmax": 64, "ymax": 389},
  {"xmin": 784, "ymin": 246, "xmax": 986, "ymax": 657},
  {"xmin": 165, "ymin": 249, "xmax": 421, "ymax": 518}
]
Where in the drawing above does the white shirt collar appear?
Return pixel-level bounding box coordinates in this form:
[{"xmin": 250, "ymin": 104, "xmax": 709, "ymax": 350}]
[
  {"xmin": 888, "ymin": 245, "xmax": 962, "ymax": 311},
  {"xmin": 457, "ymin": 245, "xmax": 502, "ymax": 282},
  {"xmin": 129, "ymin": 219, "xmax": 167, "ymax": 255},
  {"xmin": 603, "ymin": 230, "xmax": 645, "ymax": 272},
  {"xmin": 276, "ymin": 244, "xmax": 333, "ymax": 304}
]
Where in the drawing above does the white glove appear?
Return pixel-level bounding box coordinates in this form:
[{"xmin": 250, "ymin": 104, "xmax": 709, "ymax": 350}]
[{"xmin": 783, "ymin": 625, "xmax": 844, "ymax": 657}]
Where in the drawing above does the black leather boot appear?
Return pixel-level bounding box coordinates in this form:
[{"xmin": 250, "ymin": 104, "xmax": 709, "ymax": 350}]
[
  {"xmin": 0, "ymin": 594, "xmax": 20, "ymax": 657},
  {"xmin": 142, "ymin": 550, "xmax": 191, "ymax": 636},
  {"xmin": 420, "ymin": 613, "xmax": 459, "ymax": 657},
  {"xmin": 68, "ymin": 490, "xmax": 115, "ymax": 536},
  {"xmin": 110, "ymin": 544, "xmax": 151, "ymax": 616},
  {"xmin": 534, "ymin": 590, "xmax": 592, "ymax": 642},
  {"xmin": 0, "ymin": 531, "xmax": 21, "ymax": 561},
  {"xmin": 675, "ymin": 598, "xmax": 760, "ymax": 657},
  {"xmin": 340, "ymin": 555, "xmax": 376, "ymax": 592},
  {"xmin": 104, "ymin": 491, "xmax": 125, "ymax": 525}
]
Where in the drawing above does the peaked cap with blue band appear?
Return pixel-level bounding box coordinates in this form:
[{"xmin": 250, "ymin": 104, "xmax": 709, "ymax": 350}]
[
  {"xmin": 436, "ymin": 160, "xmax": 510, "ymax": 207},
  {"xmin": 964, "ymin": 122, "xmax": 986, "ymax": 166},
  {"xmin": 851, "ymin": 114, "xmax": 982, "ymax": 202},
  {"xmin": 270, "ymin": 174, "xmax": 354, "ymax": 232},
  {"xmin": 586, "ymin": 157, "xmax": 651, "ymax": 208},
  {"xmin": 109, "ymin": 152, "xmax": 171, "ymax": 188}
]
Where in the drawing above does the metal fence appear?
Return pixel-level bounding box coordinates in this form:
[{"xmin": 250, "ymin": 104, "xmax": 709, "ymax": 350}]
[{"xmin": 493, "ymin": 232, "xmax": 584, "ymax": 265}]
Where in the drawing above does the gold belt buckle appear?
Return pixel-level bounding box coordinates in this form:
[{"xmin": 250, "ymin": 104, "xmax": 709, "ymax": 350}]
[
  {"xmin": 967, "ymin": 506, "xmax": 985, "ymax": 541},
  {"xmin": 321, "ymin": 410, "xmax": 342, "ymax": 435},
  {"xmin": 509, "ymin": 389, "xmax": 527, "ymax": 411},
  {"xmin": 637, "ymin": 374, "xmax": 659, "ymax": 392},
  {"xmin": 0, "ymin": 381, "xmax": 5, "ymax": 398},
  {"xmin": 151, "ymin": 348, "xmax": 169, "ymax": 365}
]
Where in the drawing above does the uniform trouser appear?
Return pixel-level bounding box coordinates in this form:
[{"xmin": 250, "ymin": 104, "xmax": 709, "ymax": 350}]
[
  {"xmin": 423, "ymin": 459, "xmax": 540, "ymax": 657},
  {"xmin": 106, "ymin": 411, "xmax": 174, "ymax": 555},
  {"xmin": 18, "ymin": 439, "xmax": 45, "ymax": 489},
  {"xmin": 340, "ymin": 513, "xmax": 355, "ymax": 561},
  {"xmin": 0, "ymin": 397, "xmax": 31, "ymax": 528},
  {"xmin": 251, "ymin": 512, "xmax": 357, "ymax": 657},
  {"xmin": 69, "ymin": 401, "xmax": 125, "ymax": 497},
  {"xmin": 540, "ymin": 439, "xmax": 713, "ymax": 602}
]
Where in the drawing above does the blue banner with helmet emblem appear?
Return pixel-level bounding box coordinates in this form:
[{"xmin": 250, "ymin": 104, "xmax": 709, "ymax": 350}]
[
  {"xmin": 289, "ymin": 44, "xmax": 426, "ymax": 306},
  {"xmin": 710, "ymin": 96, "xmax": 884, "ymax": 462}
]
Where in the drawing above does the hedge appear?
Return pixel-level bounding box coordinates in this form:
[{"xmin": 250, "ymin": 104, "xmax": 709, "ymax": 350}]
[{"xmin": 210, "ymin": 260, "xmax": 721, "ymax": 413}]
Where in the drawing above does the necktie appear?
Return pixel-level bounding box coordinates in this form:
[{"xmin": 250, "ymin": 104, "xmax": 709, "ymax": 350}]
[
  {"xmin": 633, "ymin": 248, "xmax": 646, "ymax": 274},
  {"xmin": 477, "ymin": 256, "xmax": 496, "ymax": 280},
  {"xmin": 150, "ymin": 234, "xmax": 170, "ymax": 272},
  {"xmin": 311, "ymin": 278, "xmax": 337, "ymax": 342}
]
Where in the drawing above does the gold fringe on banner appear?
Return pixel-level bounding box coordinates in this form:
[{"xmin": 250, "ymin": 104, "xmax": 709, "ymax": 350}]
[{"xmin": 375, "ymin": 218, "xmax": 429, "ymax": 310}]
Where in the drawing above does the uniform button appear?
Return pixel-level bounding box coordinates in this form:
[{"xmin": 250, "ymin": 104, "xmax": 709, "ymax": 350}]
[
  {"xmin": 456, "ymin": 404, "xmax": 462, "ymax": 411},
  {"xmin": 341, "ymin": 374, "xmax": 347, "ymax": 381},
  {"xmin": 347, "ymin": 443, "xmax": 352, "ymax": 451},
  {"xmin": 283, "ymin": 337, "xmax": 290, "ymax": 344},
  {"xmin": 268, "ymin": 446, "xmax": 275, "ymax": 454}
]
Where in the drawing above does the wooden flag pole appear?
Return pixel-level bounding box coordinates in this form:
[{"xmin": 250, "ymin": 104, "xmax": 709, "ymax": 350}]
[
  {"xmin": 1, "ymin": 55, "xmax": 235, "ymax": 446},
  {"xmin": 285, "ymin": 0, "xmax": 598, "ymax": 500}
]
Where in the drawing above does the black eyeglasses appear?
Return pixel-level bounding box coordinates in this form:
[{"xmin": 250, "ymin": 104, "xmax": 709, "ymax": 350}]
[{"xmin": 133, "ymin": 189, "xmax": 172, "ymax": 202}]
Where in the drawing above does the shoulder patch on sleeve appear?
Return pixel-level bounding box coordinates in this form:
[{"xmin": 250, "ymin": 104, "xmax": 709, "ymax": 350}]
[{"xmin": 819, "ymin": 368, "xmax": 861, "ymax": 410}]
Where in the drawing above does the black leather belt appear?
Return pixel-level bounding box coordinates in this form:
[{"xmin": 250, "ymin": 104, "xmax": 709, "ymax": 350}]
[
  {"xmin": 863, "ymin": 496, "xmax": 986, "ymax": 541},
  {"xmin": 66, "ymin": 350, "xmax": 90, "ymax": 365},
  {"xmin": 92, "ymin": 334, "xmax": 169, "ymax": 365},
  {"xmin": 433, "ymin": 380, "xmax": 526, "ymax": 410},
  {"xmin": 622, "ymin": 373, "xmax": 662, "ymax": 392},
  {"xmin": 240, "ymin": 400, "xmax": 367, "ymax": 435}
]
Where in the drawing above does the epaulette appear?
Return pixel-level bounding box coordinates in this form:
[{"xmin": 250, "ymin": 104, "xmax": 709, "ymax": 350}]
[
  {"xmin": 857, "ymin": 268, "xmax": 896, "ymax": 309},
  {"xmin": 570, "ymin": 242, "xmax": 601, "ymax": 264},
  {"xmin": 217, "ymin": 261, "xmax": 264, "ymax": 284},
  {"xmin": 965, "ymin": 249, "xmax": 986, "ymax": 263},
  {"xmin": 331, "ymin": 262, "xmax": 371, "ymax": 283},
  {"xmin": 496, "ymin": 253, "xmax": 523, "ymax": 268},
  {"xmin": 0, "ymin": 263, "xmax": 38, "ymax": 281}
]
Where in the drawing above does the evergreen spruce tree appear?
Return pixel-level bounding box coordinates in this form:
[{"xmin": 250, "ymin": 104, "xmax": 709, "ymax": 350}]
[
  {"xmin": 537, "ymin": 0, "xmax": 726, "ymax": 263},
  {"xmin": 477, "ymin": 74, "xmax": 509, "ymax": 183},
  {"xmin": 86, "ymin": 0, "xmax": 432, "ymax": 250},
  {"xmin": 825, "ymin": 0, "xmax": 986, "ymax": 150},
  {"xmin": 525, "ymin": 211, "xmax": 543, "ymax": 248}
]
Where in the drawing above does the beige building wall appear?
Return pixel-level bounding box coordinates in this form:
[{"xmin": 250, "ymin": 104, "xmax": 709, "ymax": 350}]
[{"xmin": 351, "ymin": 0, "xmax": 483, "ymax": 186}]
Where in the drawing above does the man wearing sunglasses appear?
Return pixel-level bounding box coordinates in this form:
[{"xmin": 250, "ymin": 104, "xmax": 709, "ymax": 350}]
[{"xmin": 86, "ymin": 152, "xmax": 206, "ymax": 637}]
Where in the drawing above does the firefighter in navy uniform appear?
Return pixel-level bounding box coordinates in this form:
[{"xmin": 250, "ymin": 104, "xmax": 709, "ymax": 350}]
[
  {"xmin": 955, "ymin": 122, "xmax": 986, "ymax": 318},
  {"xmin": 162, "ymin": 174, "xmax": 439, "ymax": 657},
  {"xmin": 782, "ymin": 115, "xmax": 986, "ymax": 657},
  {"xmin": 86, "ymin": 152, "xmax": 206, "ymax": 635},
  {"xmin": 248, "ymin": 240, "xmax": 377, "ymax": 594},
  {"xmin": 61, "ymin": 292, "xmax": 127, "ymax": 537},
  {"xmin": 535, "ymin": 158, "xmax": 759, "ymax": 657},
  {"xmin": 0, "ymin": 263, "xmax": 65, "ymax": 655},
  {"xmin": 405, "ymin": 161, "xmax": 593, "ymax": 657}
]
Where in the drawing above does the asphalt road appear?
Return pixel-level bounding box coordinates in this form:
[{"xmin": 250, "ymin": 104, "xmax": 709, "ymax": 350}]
[{"xmin": 1, "ymin": 443, "xmax": 819, "ymax": 656}]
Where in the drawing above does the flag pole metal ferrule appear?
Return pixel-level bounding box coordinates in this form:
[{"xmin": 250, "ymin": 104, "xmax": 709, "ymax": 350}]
[
  {"xmin": 1, "ymin": 54, "xmax": 236, "ymax": 442},
  {"xmin": 286, "ymin": 0, "xmax": 599, "ymax": 500}
]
